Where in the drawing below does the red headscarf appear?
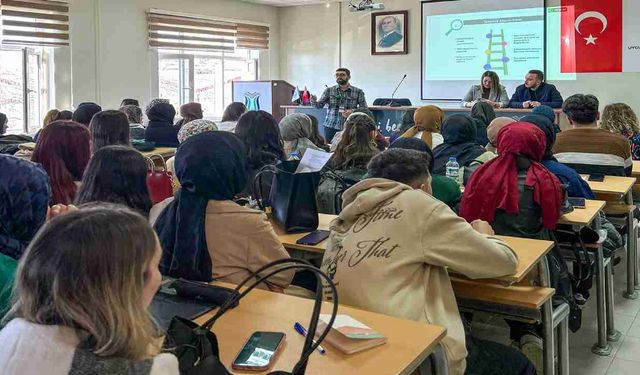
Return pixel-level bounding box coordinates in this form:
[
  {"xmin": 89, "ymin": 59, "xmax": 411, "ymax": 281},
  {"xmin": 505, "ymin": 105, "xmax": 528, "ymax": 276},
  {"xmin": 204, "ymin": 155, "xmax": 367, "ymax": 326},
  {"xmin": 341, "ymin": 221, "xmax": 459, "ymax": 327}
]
[{"xmin": 460, "ymin": 122, "xmax": 564, "ymax": 229}]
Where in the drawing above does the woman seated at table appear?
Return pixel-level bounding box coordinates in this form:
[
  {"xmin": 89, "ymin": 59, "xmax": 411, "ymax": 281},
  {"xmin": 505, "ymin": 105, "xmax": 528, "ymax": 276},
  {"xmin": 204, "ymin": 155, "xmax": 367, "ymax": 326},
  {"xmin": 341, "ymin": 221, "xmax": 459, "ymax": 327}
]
[
  {"xmin": 462, "ymin": 71, "xmax": 509, "ymax": 109},
  {"xmin": 150, "ymin": 131, "xmax": 294, "ymax": 290},
  {"xmin": 330, "ymin": 108, "xmax": 388, "ymax": 152},
  {"xmin": 218, "ymin": 102, "xmax": 246, "ymax": 132},
  {"xmin": 144, "ymin": 99, "xmax": 179, "ymax": 147},
  {"xmin": 279, "ymin": 113, "xmax": 325, "ymax": 159},
  {"xmin": 389, "ymin": 137, "xmax": 461, "ymax": 208},
  {"xmin": 600, "ymin": 103, "xmax": 640, "ymax": 160},
  {"xmin": 328, "ymin": 113, "xmax": 379, "ymax": 172},
  {"xmin": 89, "ymin": 110, "xmax": 131, "ymax": 154},
  {"xmin": 399, "ymin": 105, "xmax": 444, "ymax": 149},
  {"xmin": 470, "ymin": 102, "xmax": 496, "ymax": 146},
  {"xmin": 432, "ymin": 115, "xmax": 490, "ymax": 177},
  {"xmin": 321, "ymin": 148, "xmax": 533, "ymax": 375},
  {"xmin": 166, "ymin": 119, "xmax": 218, "ymax": 191},
  {"xmin": 0, "ymin": 205, "xmax": 178, "ymax": 374}
]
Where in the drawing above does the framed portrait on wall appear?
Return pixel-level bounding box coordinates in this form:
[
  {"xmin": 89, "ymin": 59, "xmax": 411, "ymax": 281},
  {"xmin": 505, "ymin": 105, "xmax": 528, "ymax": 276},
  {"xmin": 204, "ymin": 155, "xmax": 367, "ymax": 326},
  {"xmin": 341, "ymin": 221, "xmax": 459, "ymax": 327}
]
[{"xmin": 371, "ymin": 10, "xmax": 408, "ymax": 55}]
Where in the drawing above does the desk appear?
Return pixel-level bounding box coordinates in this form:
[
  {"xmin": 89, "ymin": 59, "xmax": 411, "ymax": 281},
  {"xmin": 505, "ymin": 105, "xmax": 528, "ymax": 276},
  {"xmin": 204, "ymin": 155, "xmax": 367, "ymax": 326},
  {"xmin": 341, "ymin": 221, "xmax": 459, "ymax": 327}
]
[
  {"xmin": 282, "ymin": 106, "xmax": 564, "ymax": 137},
  {"xmin": 195, "ymin": 283, "xmax": 447, "ymax": 375},
  {"xmin": 558, "ymin": 200, "xmax": 606, "ymax": 226},
  {"xmin": 141, "ymin": 147, "xmax": 176, "ymax": 159},
  {"xmin": 271, "ymin": 214, "xmax": 334, "ymax": 253},
  {"xmin": 633, "ymin": 161, "xmax": 640, "ymax": 178}
]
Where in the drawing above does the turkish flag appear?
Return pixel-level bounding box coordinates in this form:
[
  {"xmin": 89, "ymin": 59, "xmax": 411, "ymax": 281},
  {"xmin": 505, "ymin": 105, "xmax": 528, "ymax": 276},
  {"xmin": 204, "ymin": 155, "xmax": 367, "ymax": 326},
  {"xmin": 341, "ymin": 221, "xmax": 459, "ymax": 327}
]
[{"xmin": 561, "ymin": 0, "xmax": 623, "ymax": 73}]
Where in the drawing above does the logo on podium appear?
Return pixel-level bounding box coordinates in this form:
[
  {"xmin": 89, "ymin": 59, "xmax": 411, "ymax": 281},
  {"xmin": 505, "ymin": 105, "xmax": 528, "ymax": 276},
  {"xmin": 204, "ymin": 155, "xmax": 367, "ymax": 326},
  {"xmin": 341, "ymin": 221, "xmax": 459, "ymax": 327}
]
[{"xmin": 244, "ymin": 92, "xmax": 261, "ymax": 111}]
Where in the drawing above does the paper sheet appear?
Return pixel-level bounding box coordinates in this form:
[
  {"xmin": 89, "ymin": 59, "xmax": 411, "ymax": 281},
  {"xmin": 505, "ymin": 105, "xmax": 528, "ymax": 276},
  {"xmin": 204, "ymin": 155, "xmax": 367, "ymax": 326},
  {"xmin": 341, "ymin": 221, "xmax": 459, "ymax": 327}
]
[{"xmin": 294, "ymin": 148, "xmax": 333, "ymax": 174}]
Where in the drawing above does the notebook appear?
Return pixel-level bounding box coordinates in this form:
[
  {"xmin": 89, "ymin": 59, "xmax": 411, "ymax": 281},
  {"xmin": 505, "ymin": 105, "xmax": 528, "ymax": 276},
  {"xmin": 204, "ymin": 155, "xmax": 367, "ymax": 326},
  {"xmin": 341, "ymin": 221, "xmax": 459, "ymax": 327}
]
[{"xmin": 314, "ymin": 314, "xmax": 387, "ymax": 354}]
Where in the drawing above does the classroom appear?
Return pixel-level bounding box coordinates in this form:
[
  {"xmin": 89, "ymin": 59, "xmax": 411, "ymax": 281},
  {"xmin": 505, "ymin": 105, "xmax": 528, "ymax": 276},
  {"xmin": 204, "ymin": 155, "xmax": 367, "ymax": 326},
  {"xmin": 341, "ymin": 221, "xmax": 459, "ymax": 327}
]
[{"xmin": 1, "ymin": 0, "xmax": 640, "ymax": 374}]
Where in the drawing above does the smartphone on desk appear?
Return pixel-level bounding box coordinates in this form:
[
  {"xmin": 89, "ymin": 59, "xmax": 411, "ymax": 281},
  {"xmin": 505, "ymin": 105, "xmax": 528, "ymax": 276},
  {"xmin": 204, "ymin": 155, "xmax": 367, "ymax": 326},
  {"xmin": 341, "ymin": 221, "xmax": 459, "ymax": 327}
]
[
  {"xmin": 568, "ymin": 197, "xmax": 586, "ymax": 209},
  {"xmin": 588, "ymin": 174, "xmax": 605, "ymax": 182},
  {"xmin": 296, "ymin": 230, "xmax": 330, "ymax": 245},
  {"xmin": 232, "ymin": 331, "xmax": 286, "ymax": 371}
]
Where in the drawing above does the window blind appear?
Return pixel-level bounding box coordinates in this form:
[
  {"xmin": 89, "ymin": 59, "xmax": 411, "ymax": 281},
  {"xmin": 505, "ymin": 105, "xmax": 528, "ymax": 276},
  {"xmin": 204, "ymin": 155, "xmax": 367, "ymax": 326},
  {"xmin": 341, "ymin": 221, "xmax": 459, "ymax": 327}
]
[
  {"xmin": 0, "ymin": 0, "xmax": 69, "ymax": 47},
  {"xmin": 236, "ymin": 23, "xmax": 269, "ymax": 50},
  {"xmin": 147, "ymin": 11, "xmax": 237, "ymax": 52}
]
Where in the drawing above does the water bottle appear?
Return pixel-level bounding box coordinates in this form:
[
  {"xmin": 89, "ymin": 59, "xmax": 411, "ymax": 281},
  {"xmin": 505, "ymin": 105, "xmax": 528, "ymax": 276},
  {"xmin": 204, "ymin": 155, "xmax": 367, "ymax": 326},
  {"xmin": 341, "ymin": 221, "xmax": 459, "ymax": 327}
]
[{"xmin": 445, "ymin": 157, "xmax": 460, "ymax": 180}]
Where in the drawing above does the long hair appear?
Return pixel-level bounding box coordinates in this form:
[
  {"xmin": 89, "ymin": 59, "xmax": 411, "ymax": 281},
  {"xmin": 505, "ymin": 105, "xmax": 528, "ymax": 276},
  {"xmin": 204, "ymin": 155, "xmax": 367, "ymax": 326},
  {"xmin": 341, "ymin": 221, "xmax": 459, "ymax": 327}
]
[
  {"xmin": 89, "ymin": 110, "xmax": 131, "ymax": 153},
  {"xmin": 331, "ymin": 113, "xmax": 378, "ymax": 170},
  {"xmin": 4, "ymin": 205, "xmax": 160, "ymax": 361},
  {"xmin": 235, "ymin": 110, "xmax": 285, "ymax": 169},
  {"xmin": 600, "ymin": 103, "xmax": 640, "ymax": 136},
  {"xmin": 481, "ymin": 71, "xmax": 502, "ymax": 99},
  {"xmin": 32, "ymin": 121, "xmax": 91, "ymax": 205},
  {"xmin": 75, "ymin": 146, "xmax": 153, "ymax": 216},
  {"xmin": 307, "ymin": 114, "xmax": 327, "ymax": 148},
  {"xmin": 43, "ymin": 109, "xmax": 61, "ymax": 127},
  {"xmin": 222, "ymin": 102, "xmax": 247, "ymax": 122}
]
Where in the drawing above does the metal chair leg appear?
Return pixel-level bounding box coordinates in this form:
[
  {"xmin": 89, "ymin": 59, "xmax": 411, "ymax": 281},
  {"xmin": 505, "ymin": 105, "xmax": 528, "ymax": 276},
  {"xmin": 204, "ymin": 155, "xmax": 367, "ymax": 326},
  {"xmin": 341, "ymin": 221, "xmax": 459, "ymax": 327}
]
[
  {"xmin": 592, "ymin": 245, "xmax": 612, "ymax": 355},
  {"xmin": 557, "ymin": 315, "xmax": 570, "ymax": 375},
  {"xmin": 624, "ymin": 193, "xmax": 639, "ymax": 298},
  {"xmin": 606, "ymin": 260, "xmax": 622, "ymax": 342}
]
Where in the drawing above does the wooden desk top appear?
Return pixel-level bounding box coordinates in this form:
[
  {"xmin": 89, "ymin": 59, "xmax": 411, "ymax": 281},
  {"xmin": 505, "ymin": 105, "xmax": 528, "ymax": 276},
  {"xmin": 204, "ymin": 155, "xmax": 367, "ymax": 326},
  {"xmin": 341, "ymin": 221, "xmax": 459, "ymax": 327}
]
[
  {"xmin": 633, "ymin": 161, "xmax": 640, "ymax": 178},
  {"xmin": 451, "ymin": 278, "xmax": 554, "ymax": 310},
  {"xmin": 195, "ymin": 283, "xmax": 446, "ymax": 375},
  {"xmin": 557, "ymin": 200, "xmax": 606, "ymax": 226},
  {"xmin": 140, "ymin": 147, "xmax": 176, "ymax": 159},
  {"xmin": 271, "ymin": 214, "xmax": 334, "ymax": 253},
  {"xmin": 581, "ymin": 175, "xmax": 635, "ymax": 195}
]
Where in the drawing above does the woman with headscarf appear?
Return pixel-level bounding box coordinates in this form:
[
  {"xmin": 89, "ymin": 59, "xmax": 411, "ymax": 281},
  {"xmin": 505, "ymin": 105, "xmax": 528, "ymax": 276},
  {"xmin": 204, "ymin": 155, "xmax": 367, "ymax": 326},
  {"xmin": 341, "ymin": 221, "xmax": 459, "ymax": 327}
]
[
  {"xmin": 532, "ymin": 105, "xmax": 561, "ymax": 133},
  {"xmin": 279, "ymin": 113, "xmax": 324, "ymax": 159},
  {"xmin": 166, "ymin": 119, "xmax": 218, "ymax": 191},
  {"xmin": 486, "ymin": 117, "xmax": 516, "ymax": 153},
  {"xmin": 71, "ymin": 102, "xmax": 102, "ymax": 127},
  {"xmin": 470, "ymin": 101, "xmax": 496, "ymax": 146},
  {"xmin": 400, "ymin": 105, "xmax": 444, "ymax": 148},
  {"xmin": 389, "ymin": 137, "xmax": 461, "ymax": 208},
  {"xmin": 174, "ymin": 102, "xmax": 203, "ymax": 128},
  {"xmin": 522, "ymin": 114, "xmax": 594, "ymax": 199},
  {"xmin": 432, "ymin": 114, "xmax": 489, "ymax": 176},
  {"xmin": 150, "ymin": 132, "xmax": 293, "ymax": 289},
  {"xmin": 307, "ymin": 115, "xmax": 330, "ymax": 151},
  {"xmin": 0, "ymin": 155, "xmax": 51, "ymax": 314},
  {"xmin": 144, "ymin": 99, "xmax": 178, "ymax": 147}
]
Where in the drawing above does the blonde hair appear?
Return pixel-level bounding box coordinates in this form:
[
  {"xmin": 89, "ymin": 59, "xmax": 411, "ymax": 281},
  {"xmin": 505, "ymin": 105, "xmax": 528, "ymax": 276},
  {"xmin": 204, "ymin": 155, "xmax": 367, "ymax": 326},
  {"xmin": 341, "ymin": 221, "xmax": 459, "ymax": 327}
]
[
  {"xmin": 4, "ymin": 205, "xmax": 160, "ymax": 361},
  {"xmin": 43, "ymin": 109, "xmax": 61, "ymax": 127},
  {"xmin": 600, "ymin": 103, "xmax": 640, "ymax": 135}
]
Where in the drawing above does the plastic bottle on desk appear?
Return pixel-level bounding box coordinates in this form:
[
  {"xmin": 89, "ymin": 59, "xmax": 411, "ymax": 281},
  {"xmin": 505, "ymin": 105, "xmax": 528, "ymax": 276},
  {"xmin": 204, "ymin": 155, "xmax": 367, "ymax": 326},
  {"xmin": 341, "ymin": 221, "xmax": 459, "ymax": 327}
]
[{"xmin": 445, "ymin": 157, "xmax": 460, "ymax": 180}]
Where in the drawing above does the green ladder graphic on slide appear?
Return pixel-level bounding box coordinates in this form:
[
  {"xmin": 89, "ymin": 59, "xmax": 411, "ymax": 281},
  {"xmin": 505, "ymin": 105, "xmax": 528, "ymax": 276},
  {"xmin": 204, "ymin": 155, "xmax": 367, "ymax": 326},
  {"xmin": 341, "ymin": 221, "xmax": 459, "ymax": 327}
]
[{"xmin": 484, "ymin": 29, "xmax": 509, "ymax": 75}]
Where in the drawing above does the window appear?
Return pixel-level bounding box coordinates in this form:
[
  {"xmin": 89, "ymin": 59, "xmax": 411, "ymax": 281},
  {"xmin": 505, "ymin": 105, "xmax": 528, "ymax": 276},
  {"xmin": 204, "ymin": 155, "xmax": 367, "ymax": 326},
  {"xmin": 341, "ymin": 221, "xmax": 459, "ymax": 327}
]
[
  {"xmin": 0, "ymin": 47, "xmax": 51, "ymax": 134},
  {"xmin": 157, "ymin": 49, "xmax": 258, "ymax": 120}
]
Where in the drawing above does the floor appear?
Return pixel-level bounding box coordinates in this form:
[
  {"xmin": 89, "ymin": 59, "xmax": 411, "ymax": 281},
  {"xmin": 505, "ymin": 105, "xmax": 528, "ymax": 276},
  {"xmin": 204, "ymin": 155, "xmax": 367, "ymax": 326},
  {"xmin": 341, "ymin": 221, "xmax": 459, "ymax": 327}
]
[{"xmin": 471, "ymin": 256, "xmax": 640, "ymax": 375}]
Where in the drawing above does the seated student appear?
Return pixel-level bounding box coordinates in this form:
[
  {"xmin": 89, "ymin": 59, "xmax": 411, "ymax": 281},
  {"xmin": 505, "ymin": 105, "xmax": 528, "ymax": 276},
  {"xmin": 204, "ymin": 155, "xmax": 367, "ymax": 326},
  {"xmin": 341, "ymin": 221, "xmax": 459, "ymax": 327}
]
[
  {"xmin": 462, "ymin": 71, "xmax": 510, "ymax": 108},
  {"xmin": 218, "ymin": 102, "xmax": 247, "ymax": 132},
  {"xmin": 0, "ymin": 205, "xmax": 179, "ymax": 374},
  {"xmin": 321, "ymin": 148, "xmax": 533, "ymax": 375},
  {"xmin": 75, "ymin": 146, "xmax": 153, "ymax": 217},
  {"xmin": 58, "ymin": 110, "xmax": 73, "ymax": 120},
  {"xmin": 144, "ymin": 99, "xmax": 179, "ymax": 147},
  {"xmin": 485, "ymin": 117, "xmax": 515, "ymax": 153},
  {"xmin": 120, "ymin": 104, "xmax": 146, "ymax": 140},
  {"xmin": 522, "ymin": 114, "xmax": 594, "ymax": 199},
  {"xmin": 388, "ymin": 109, "xmax": 415, "ymax": 144},
  {"xmin": 0, "ymin": 155, "xmax": 51, "ymax": 315},
  {"xmin": 33, "ymin": 109, "xmax": 62, "ymax": 142},
  {"xmin": 307, "ymin": 114, "xmax": 330, "ymax": 151},
  {"xmin": 0, "ymin": 113, "xmax": 34, "ymax": 155},
  {"xmin": 120, "ymin": 98, "xmax": 139, "ymax": 107},
  {"xmin": 235, "ymin": 110, "xmax": 285, "ymax": 197},
  {"xmin": 508, "ymin": 70, "xmax": 563, "ymax": 109},
  {"xmin": 32, "ymin": 121, "xmax": 91, "ymax": 205},
  {"xmin": 432, "ymin": 114, "xmax": 489, "ymax": 175},
  {"xmin": 328, "ymin": 113, "xmax": 379, "ymax": 172},
  {"xmin": 71, "ymin": 102, "xmax": 102, "ymax": 126},
  {"xmin": 554, "ymin": 94, "xmax": 632, "ymax": 176},
  {"xmin": 600, "ymin": 103, "xmax": 640, "ymax": 160},
  {"xmin": 89, "ymin": 110, "xmax": 131, "ymax": 154},
  {"xmin": 399, "ymin": 105, "xmax": 444, "ymax": 148},
  {"xmin": 174, "ymin": 102, "xmax": 203, "ymax": 128},
  {"xmin": 329, "ymin": 108, "xmax": 387, "ymax": 152},
  {"xmin": 150, "ymin": 132, "xmax": 293, "ymax": 289},
  {"xmin": 279, "ymin": 113, "xmax": 325, "ymax": 159},
  {"xmin": 470, "ymin": 101, "xmax": 496, "ymax": 146},
  {"xmin": 166, "ymin": 119, "xmax": 218, "ymax": 190},
  {"xmin": 532, "ymin": 105, "xmax": 557, "ymax": 125},
  {"xmin": 389, "ymin": 137, "xmax": 461, "ymax": 208}
]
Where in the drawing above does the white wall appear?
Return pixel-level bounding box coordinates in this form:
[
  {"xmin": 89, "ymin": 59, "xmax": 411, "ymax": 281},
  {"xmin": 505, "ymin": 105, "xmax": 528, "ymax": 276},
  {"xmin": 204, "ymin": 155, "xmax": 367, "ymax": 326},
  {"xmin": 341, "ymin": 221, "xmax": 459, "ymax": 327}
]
[
  {"xmin": 64, "ymin": 0, "xmax": 280, "ymax": 110},
  {"xmin": 279, "ymin": 0, "xmax": 640, "ymax": 114}
]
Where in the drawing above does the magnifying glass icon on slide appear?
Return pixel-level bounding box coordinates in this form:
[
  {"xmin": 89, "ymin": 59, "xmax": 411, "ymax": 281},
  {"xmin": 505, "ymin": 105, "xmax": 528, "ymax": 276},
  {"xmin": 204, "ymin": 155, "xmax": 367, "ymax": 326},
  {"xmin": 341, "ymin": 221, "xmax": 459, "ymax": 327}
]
[{"xmin": 446, "ymin": 19, "xmax": 464, "ymax": 36}]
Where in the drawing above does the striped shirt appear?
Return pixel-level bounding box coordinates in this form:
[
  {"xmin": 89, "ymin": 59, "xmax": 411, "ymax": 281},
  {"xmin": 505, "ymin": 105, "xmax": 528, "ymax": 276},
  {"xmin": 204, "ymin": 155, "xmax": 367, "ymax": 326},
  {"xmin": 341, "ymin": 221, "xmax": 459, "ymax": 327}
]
[
  {"xmin": 553, "ymin": 127, "xmax": 632, "ymax": 176},
  {"xmin": 315, "ymin": 85, "xmax": 367, "ymax": 130}
]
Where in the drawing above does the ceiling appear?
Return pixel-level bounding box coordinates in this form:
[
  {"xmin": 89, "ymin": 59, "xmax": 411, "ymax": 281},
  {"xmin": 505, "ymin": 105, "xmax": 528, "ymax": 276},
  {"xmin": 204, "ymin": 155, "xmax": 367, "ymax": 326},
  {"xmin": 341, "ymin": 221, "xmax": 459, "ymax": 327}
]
[{"xmin": 241, "ymin": 0, "xmax": 337, "ymax": 7}]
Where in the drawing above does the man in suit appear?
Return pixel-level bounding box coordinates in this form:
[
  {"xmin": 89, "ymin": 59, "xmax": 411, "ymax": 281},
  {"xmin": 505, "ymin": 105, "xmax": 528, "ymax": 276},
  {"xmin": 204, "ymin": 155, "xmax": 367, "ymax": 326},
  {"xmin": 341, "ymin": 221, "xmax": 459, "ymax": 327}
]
[
  {"xmin": 378, "ymin": 16, "xmax": 403, "ymax": 48},
  {"xmin": 508, "ymin": 70, "xmax": 563, "ymax": 109}
]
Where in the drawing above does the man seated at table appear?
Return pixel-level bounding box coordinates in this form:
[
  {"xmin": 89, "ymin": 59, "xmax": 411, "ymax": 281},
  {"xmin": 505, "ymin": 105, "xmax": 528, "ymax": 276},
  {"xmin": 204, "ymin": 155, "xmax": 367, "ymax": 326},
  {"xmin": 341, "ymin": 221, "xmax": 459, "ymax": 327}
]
[
  {"xmin": 554, "ymin": 94, "xmax": 632, "ymax": 176},
  {"xmin": 321, "ymin": 149, "xmax": 535, "ymax": 375},
  {"xmin": 508, "ymin": 70, "xmax": 563, "ymax": 109}
]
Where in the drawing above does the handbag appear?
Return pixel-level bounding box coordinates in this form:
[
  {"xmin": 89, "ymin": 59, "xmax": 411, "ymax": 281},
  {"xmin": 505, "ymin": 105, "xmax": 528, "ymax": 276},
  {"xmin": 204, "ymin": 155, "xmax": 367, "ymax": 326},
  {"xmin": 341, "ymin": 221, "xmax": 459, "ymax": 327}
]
[
  {"xmin": 162, "ymin": 259, "xmax": 339, "ymax": 375},
  {"xmin": 145, "ymin": 155, "xmax": 174, "ymax": 204},
  {"xmin": 263, "ymin": 160, "xmax": 320, "ymax": 233}
]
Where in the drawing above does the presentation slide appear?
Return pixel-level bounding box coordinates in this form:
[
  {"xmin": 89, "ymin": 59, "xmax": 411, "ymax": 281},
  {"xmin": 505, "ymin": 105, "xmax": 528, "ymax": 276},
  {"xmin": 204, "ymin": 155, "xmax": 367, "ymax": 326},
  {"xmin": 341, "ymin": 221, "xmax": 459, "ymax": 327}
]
[{"xmin": 425, "ymin": 8, "xmax": 544, "ymax": 81}]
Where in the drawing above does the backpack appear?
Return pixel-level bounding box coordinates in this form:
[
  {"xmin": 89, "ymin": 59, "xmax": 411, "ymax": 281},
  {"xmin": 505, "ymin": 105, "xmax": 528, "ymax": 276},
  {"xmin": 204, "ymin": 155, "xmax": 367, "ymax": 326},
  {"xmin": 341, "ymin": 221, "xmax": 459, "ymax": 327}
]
[{"xmin": 317, "ymin": 168, "xmax": 367, "ymax": 214}]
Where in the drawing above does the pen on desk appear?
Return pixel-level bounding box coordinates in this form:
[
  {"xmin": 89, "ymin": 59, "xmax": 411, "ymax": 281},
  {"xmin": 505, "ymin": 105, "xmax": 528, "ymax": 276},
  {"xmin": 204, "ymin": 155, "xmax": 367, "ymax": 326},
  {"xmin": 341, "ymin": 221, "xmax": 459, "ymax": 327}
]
[{"xmin": 294, "ymin": 322, "xmax": 326, "ymax": 355}]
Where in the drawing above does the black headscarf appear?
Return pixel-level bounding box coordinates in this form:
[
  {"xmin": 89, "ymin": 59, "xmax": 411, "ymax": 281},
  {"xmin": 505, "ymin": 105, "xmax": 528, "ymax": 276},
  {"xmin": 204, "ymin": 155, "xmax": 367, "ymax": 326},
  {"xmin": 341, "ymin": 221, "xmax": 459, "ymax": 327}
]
[
  {"xmin": 470, "ymin": 102, "xmax": 496, "ymax": 146},
  {"xmin": 432, "ymin": 114, "xmax": 487, "ymax": 175},
  {"xmin": 389, "ymin": 137, "xmax": 434, "ymax": 171},
  {"xmin": 522, "ymin": 114, "xmax": 556, "ymax": 160},
  {"xmin": 146, "ymin": 99, "xmax": 176, "ymax": 126},
  {"xmin": 154, "ymin": 131, "xmax": 247, "ymax": 281},
  {"xmin": 72, "ymin": 102, "xmax": 102, "ymax": 126}
]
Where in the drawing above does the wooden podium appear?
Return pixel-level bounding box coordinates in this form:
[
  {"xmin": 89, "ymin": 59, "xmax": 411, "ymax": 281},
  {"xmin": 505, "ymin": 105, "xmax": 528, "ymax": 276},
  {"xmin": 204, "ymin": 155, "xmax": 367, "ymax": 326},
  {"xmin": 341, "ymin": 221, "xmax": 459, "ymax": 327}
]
[{"xmin": 232, "ymin": 80, "xmax": 295, "ymax": 122}]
